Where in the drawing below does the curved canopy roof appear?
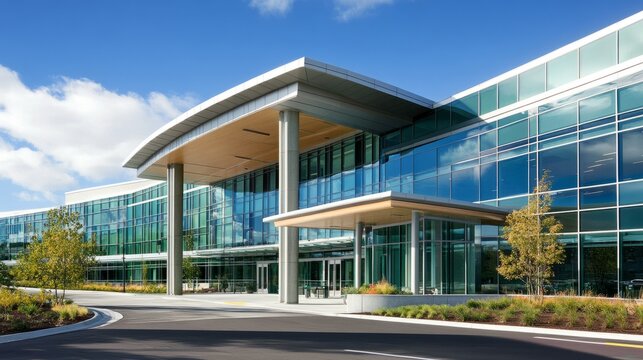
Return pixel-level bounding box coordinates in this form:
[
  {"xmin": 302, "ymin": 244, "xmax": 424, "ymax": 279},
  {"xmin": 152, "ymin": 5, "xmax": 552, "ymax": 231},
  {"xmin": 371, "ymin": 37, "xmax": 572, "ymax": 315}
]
[{"xmin": 123, "ymin": 57, "xmax": 433, "ymax": 184}]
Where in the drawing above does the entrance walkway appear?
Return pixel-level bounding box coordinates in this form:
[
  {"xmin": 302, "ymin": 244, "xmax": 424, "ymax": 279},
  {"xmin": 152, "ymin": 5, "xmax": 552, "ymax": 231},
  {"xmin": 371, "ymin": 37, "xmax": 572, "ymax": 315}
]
[{"xmin": 179, "ymin": 293, "xmax": 348, "ymax": 316}]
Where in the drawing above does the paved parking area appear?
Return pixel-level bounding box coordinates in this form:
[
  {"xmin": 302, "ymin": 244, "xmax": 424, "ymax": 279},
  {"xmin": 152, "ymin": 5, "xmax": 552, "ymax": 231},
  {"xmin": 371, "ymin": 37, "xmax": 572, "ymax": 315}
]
[{"xmin": 1, "ymin": 290, "xmax": 641, "ymax": 359}]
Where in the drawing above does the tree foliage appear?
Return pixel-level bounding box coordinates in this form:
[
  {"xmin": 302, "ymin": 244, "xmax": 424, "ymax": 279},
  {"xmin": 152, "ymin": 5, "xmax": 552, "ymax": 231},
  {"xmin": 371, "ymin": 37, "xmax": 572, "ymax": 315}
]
[
  {"xmin": 0, "ymin": 262, "xmax": 13, "ymax": 288},
  {"xmin": 497, "ymin": 173, "xmax": 565, "ymax": 300},
  {"xmin": 14, "ymin": 208, "xmax": 97, "ymax": 303},
  {"xmin": 182, "ymin": 231, "xmax": 200, "ymax": 293}
]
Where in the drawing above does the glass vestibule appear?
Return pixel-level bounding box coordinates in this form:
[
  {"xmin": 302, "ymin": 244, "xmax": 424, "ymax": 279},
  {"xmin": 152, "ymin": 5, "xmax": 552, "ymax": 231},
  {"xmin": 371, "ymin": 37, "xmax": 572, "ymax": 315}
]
[
  {"xmin": 364, "ymin": 219, "xmax": 477, "ymax": 294},
  {"xmin": 298, "ymin": 257, "xmax": 353, "ymax": 297}
]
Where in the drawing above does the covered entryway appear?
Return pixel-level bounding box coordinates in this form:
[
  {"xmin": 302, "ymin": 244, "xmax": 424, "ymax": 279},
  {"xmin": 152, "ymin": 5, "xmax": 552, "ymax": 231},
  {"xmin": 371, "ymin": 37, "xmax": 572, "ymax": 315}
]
[{"xmin": 265, "ymin": 191, "xmax": 507, "ymax": 294}]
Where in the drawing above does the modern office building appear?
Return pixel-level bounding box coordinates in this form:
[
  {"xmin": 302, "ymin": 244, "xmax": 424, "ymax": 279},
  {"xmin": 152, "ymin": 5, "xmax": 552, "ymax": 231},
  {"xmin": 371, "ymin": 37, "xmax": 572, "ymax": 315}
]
[{"xmin": 1, "ymin": 12, "xmax": 642, "ymax": 302}]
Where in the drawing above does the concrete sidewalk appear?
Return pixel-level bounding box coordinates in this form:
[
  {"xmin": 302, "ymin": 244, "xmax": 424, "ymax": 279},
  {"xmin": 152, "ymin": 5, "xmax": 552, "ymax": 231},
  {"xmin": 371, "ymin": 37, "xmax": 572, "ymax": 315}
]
[{"xmin": 56, "ymin": 289, "xmax": 643, "ymax": 343}]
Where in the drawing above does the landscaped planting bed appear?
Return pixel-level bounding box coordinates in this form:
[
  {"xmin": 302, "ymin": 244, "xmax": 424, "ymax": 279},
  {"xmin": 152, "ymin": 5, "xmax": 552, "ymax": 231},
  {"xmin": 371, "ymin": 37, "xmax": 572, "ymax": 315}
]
[
  {"xmin": 0, "ymin": 288, "xmax": 91, "ymax": 335},
  {"xmin": 372, "ymin": 296, "xmax": 643, "ymax": 333}
]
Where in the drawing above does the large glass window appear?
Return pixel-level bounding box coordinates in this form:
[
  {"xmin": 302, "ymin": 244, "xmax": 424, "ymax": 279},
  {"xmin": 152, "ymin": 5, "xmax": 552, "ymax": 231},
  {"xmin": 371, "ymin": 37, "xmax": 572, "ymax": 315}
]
[
  {"xmin": 451, "ymin": 167, "xmax": 479, "ymax": 202},
  {"xmin": 620, "ymin": 180, "xmax": 643, "ymax": 205},
  {"xmin": 580, "ymin": 185, "xmax": 616, "ymax": 209},
  {"xmin": 621, "ymin": 231, "xmax": 643, "ymax": 297},
  {"xmin": 519, "ymin": 64, "xmax": 546, "ymax": 101},
  {"xmin": 451, "ymin": 93, "xmax": 478, "ymax": 124},
  {"xmin": 579, "ymin": 33, "xmax": 617, "ymax": 77},
  {"xmin": 498, "ymin": 155, "xmax": 528, "ymax": 197},
  {"xmin": 579, "ymin": 135, "xmax": 616, "ymax": 186},
  {"xmin": 539, "ymin": 143, "xmax": 577, "ymax": 190},
  {"xmin": 618, "ymin": 82, "xmax": 643, "ymax": 113},
  {"xmin": 551, "ymin": 190, "xmax": 577, "ymax": 212},
  {"xmin": 619, "ymin": 128, "xmax": 643, "ymax": 181},
  {"xmin": 553, "ymin": 235, "xmax": 578, "ymax": 294},
  {"xmin": 498, "ymin": 76, "xmax": 517, "ymax": 108},
  {"xmin": 555, "ymin": 212, "xmax": 578, "ymax": 233},
  {"xmin": 580, "ymin": 209, "xmax": 617, "ymax": 232},
  {"xmin": 621, "ymin": 206, "xmax": 643, "ymax": 230},
  {"xmin": 498, "ymin": 120, "xmax": 528, "ymax": 146},
  {"xmin": 579, "ymin": 91, "xmax": 615, "ymax": 123},
  {"xmin": 547, "ymin": 50, "xmax": 578, "ymax": 90},
  {"xmin": 480, "ymin": 131, "xmax": 496, "ymax": 151},
  {"xmin": 437, "ymin": 137, "xmax": 478, "ymax": 168},
  {"xmin": 413, "ymin": 149, "xmax": 437, "ymax": 180},
  {"xmin": 479, "ymin": 85, "xmax": 497, "ymax": 115},
  {"xmin": 480, "ymin": 163, "xmax": 497, "ymax": 201},
  {"xmin": 618, "ymin": 19, "xmax": 643, "ymax": 63},
  {"xmin": 538, "ymin": 104, "xmax": 577, "ymax": 134},
  {"xmin": 581, "ymin": 233, "xmax": 617, "ymax": 296}
]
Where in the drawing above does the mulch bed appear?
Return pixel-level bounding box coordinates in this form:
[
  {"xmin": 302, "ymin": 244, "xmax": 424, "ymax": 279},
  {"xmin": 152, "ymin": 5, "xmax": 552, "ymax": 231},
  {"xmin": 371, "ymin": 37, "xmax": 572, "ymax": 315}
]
[{"xmin": 0, "ymin": 311, "xmax": 93, "ymax": 335}]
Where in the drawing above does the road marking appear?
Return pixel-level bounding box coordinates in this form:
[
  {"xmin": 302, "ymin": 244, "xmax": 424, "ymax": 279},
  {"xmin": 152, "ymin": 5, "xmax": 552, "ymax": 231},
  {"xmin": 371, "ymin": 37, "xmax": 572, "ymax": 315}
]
[
  {"xmin": 344, "ymin": 349, "xmax": 442, "ymax": 359},
  {"xmin": 534, "ymin": 336, "xmax": 643, "ymax": 349},
  {"xmin": 223, "ymin": 301, "xmax": 247, "ymax": 306}
]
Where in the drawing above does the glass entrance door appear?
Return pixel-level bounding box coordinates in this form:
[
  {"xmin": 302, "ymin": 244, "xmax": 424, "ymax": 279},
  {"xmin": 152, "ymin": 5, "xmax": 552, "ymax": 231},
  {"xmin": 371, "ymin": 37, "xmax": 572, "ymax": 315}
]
[
  {"xmin": 327, "ymin": 259, "xmax": 342, "ymax": 297},
  {"xmin": 256, "ymin": 263, "xmax": 269, "ymax": 293}
]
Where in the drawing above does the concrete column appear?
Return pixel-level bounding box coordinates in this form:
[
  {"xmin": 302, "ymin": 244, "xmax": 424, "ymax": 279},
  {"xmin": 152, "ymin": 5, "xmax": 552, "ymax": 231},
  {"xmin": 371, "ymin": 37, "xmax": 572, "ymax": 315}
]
[
  {"xmin": 278, "ymin": 110, "xmax": 299, "ymax": 304},
  {"xmin": 410, "ymin": 211, "xmax": 420, "ymax": 294},
  {"xmin": 354, "ymin": 222, "xmax": 364, "ymax": 288},
  {"xmin": 167, "ymin": 163, "xmax": 184, "ymax": 296}
]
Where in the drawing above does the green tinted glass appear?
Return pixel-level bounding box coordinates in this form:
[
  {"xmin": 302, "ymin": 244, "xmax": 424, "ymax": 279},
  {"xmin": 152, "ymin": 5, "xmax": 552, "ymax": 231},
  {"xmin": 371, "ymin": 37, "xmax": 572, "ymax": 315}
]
[
  {"xmin": 498, "ymin": 76, "xmax": 517, "ymax": 108},
  {"xmin": 498, "ymin": 119, "xmax": 528, "ymax": 145},
  {"xmin": 451, "ymin": 93, "xmax": 478, "ymax": 124},
  {"xmin": 619, "ymin": 19, "xmax": 643, "ymax": 63},
  {"xmin": 620, "ymin": 180, "xmax": 643, "ymax": 206},
  {"xmin": 547, "ymin": 50, "xmax": 578, "ymax": 90},
  {"xmin": 538, "ymin": 103, "xmax": 577, "ymax": 134},
  {"xmin": 479, "ymin": 85, "xmax": 497, "ymax": 115},
  {"xmin": 436, "ymin": 106, "xmax": 451, "ymax": 130},
  {"xmin": 579, "ymin": 91, "xmax": 615, "ymax": 123},
  {"xmin": 580, "ymin": 33, "xmax": 617, "ymax": 77},
  {"xmin": 519, "ymin": 64, "xmax": 545, "ymax": 101},
  {"xmin": 618, "ymin": 82, "xmax": 643, "ymax": 113},
  {"xmin": 529, "ymin": 117, "xmax": 537, "ymax": 136}
]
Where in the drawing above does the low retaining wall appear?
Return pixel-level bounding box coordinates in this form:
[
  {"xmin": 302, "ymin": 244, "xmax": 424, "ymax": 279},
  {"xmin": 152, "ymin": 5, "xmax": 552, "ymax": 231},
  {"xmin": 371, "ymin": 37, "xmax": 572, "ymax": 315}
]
[{"xmin": 346, "ymin": 294, "xmax": 504, "ymax": 313}]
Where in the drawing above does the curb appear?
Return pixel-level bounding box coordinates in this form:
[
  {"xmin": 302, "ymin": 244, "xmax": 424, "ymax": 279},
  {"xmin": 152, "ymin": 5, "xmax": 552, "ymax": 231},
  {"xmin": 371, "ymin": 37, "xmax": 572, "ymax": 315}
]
[
  {"xmin": 0, "ymin": 307, "xmax": 122, "ymax": 344},
  {"xmin": 185, "ymin": 296, "xmax": 643, "ymax": 343},
  {"xmin": 338, "ymin": 313, "xmax": 643, "ymax": 343}
]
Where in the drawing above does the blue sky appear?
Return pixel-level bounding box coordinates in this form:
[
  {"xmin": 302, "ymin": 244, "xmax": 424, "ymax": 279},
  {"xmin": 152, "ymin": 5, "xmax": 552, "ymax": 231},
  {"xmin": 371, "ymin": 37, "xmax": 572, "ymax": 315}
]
[{"xmin": 0, "ymin": 0, "xmax": 640, "ymax": 212}]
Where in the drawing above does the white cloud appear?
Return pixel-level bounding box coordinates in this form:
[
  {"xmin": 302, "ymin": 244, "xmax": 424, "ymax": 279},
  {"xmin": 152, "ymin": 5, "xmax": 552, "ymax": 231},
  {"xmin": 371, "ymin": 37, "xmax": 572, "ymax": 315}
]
[
  {"xmin": 250, "ymin": 0, "xmax": 294, "ymax": 15},
  {"xmin": 334, "ymin": 0, "xmax": 393, "ymax": 21},
  {"xmin": 15, "ymin": 191, "xmax": 43, "ymax": 202},
  {"xmin": 0, "ymin": 65, "xmax": 195, "ymax": 202}
]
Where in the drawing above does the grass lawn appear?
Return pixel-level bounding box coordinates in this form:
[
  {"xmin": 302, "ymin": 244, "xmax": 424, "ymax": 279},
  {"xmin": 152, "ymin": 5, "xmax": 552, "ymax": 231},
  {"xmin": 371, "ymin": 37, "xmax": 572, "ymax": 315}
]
[
  {"xmin": 372, "ymin": 296, "xmax": 643, "ymax": 333},
  {"xmin": 0, "ymin": 288, "xmax": 91, "ymax": 335}
]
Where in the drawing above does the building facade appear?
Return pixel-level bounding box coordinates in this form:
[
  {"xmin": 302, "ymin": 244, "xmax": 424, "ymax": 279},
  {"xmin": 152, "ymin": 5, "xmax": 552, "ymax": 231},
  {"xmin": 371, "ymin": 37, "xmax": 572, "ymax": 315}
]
[{"xmin": 1, "ymin": 13, "xmax": 642, "ymax": 301}]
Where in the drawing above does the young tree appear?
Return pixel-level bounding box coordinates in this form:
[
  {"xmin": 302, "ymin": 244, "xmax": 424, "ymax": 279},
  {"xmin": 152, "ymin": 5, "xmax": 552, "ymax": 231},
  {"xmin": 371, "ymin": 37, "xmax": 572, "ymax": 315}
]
[
  {"xmin": 497, "ymin": 173, "xmax": 565, "ymax": 300},
  {"xmin": 182, "ymin": 231, "xmax": 200, "ymax": 293},
  {"xmin": 0, "ymin": 262, "xmax": 13, "ymax": 288},
  {"xmin": 14, "ymin": 207, "xmax": 97, "ymax": 303}
]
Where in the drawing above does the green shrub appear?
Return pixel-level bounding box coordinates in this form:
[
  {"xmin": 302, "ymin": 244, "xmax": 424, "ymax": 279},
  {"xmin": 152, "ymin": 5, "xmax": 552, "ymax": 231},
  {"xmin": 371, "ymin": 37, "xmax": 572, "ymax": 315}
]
[
  {"xmin": 10, "ymin": 318, "xmax": 28, "ymax": 332},
  {"xmin": 499, "ymin": 307, "xmax": 516, "ymax": 323},
  {"xmin": 17, "ymin": 302, "xmax": 39, "ymax": 317},
  {"xmin": 521, "ymin": 308, "xmax": 540, "ymax": 326},
  {"xmin": 52, "ymin": 304, "xmax": 89, "ymax": 322},
  {"xmin": 488, "ymin": 297, "xmax": 513, "ymax": 310},
  {"xmin": 465, "ymin": 299, "xmax": 484, "ymax": 309}
]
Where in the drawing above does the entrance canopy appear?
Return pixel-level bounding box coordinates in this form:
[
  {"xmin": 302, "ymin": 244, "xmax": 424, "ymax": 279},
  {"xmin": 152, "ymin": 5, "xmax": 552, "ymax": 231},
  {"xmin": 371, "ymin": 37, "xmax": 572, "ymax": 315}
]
[
  {"xmin": 122, "ymin": 58, "xmax": 433, "ymax": 185},
  {"xmin": 264, "ymin": 191, "xmax": 508, "ymax": 230}
]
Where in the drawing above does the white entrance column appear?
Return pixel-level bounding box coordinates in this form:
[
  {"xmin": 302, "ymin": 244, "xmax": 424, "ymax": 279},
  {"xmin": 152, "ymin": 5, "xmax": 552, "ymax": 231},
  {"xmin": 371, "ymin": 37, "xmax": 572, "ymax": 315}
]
[
  {"xmin": 278, "ymin": 110, "xmax": 300, "ymax": 304},
  {"xmin": 410, "ymin": 211, "xmax": 421, "ymax": 294},
  {"xmin": 167, "ymin": 163, "xmax": 184, "ymax": 296},
  {"xmin": 354, "ymin": 222, "xmax": 364, "ymax": 288}
]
